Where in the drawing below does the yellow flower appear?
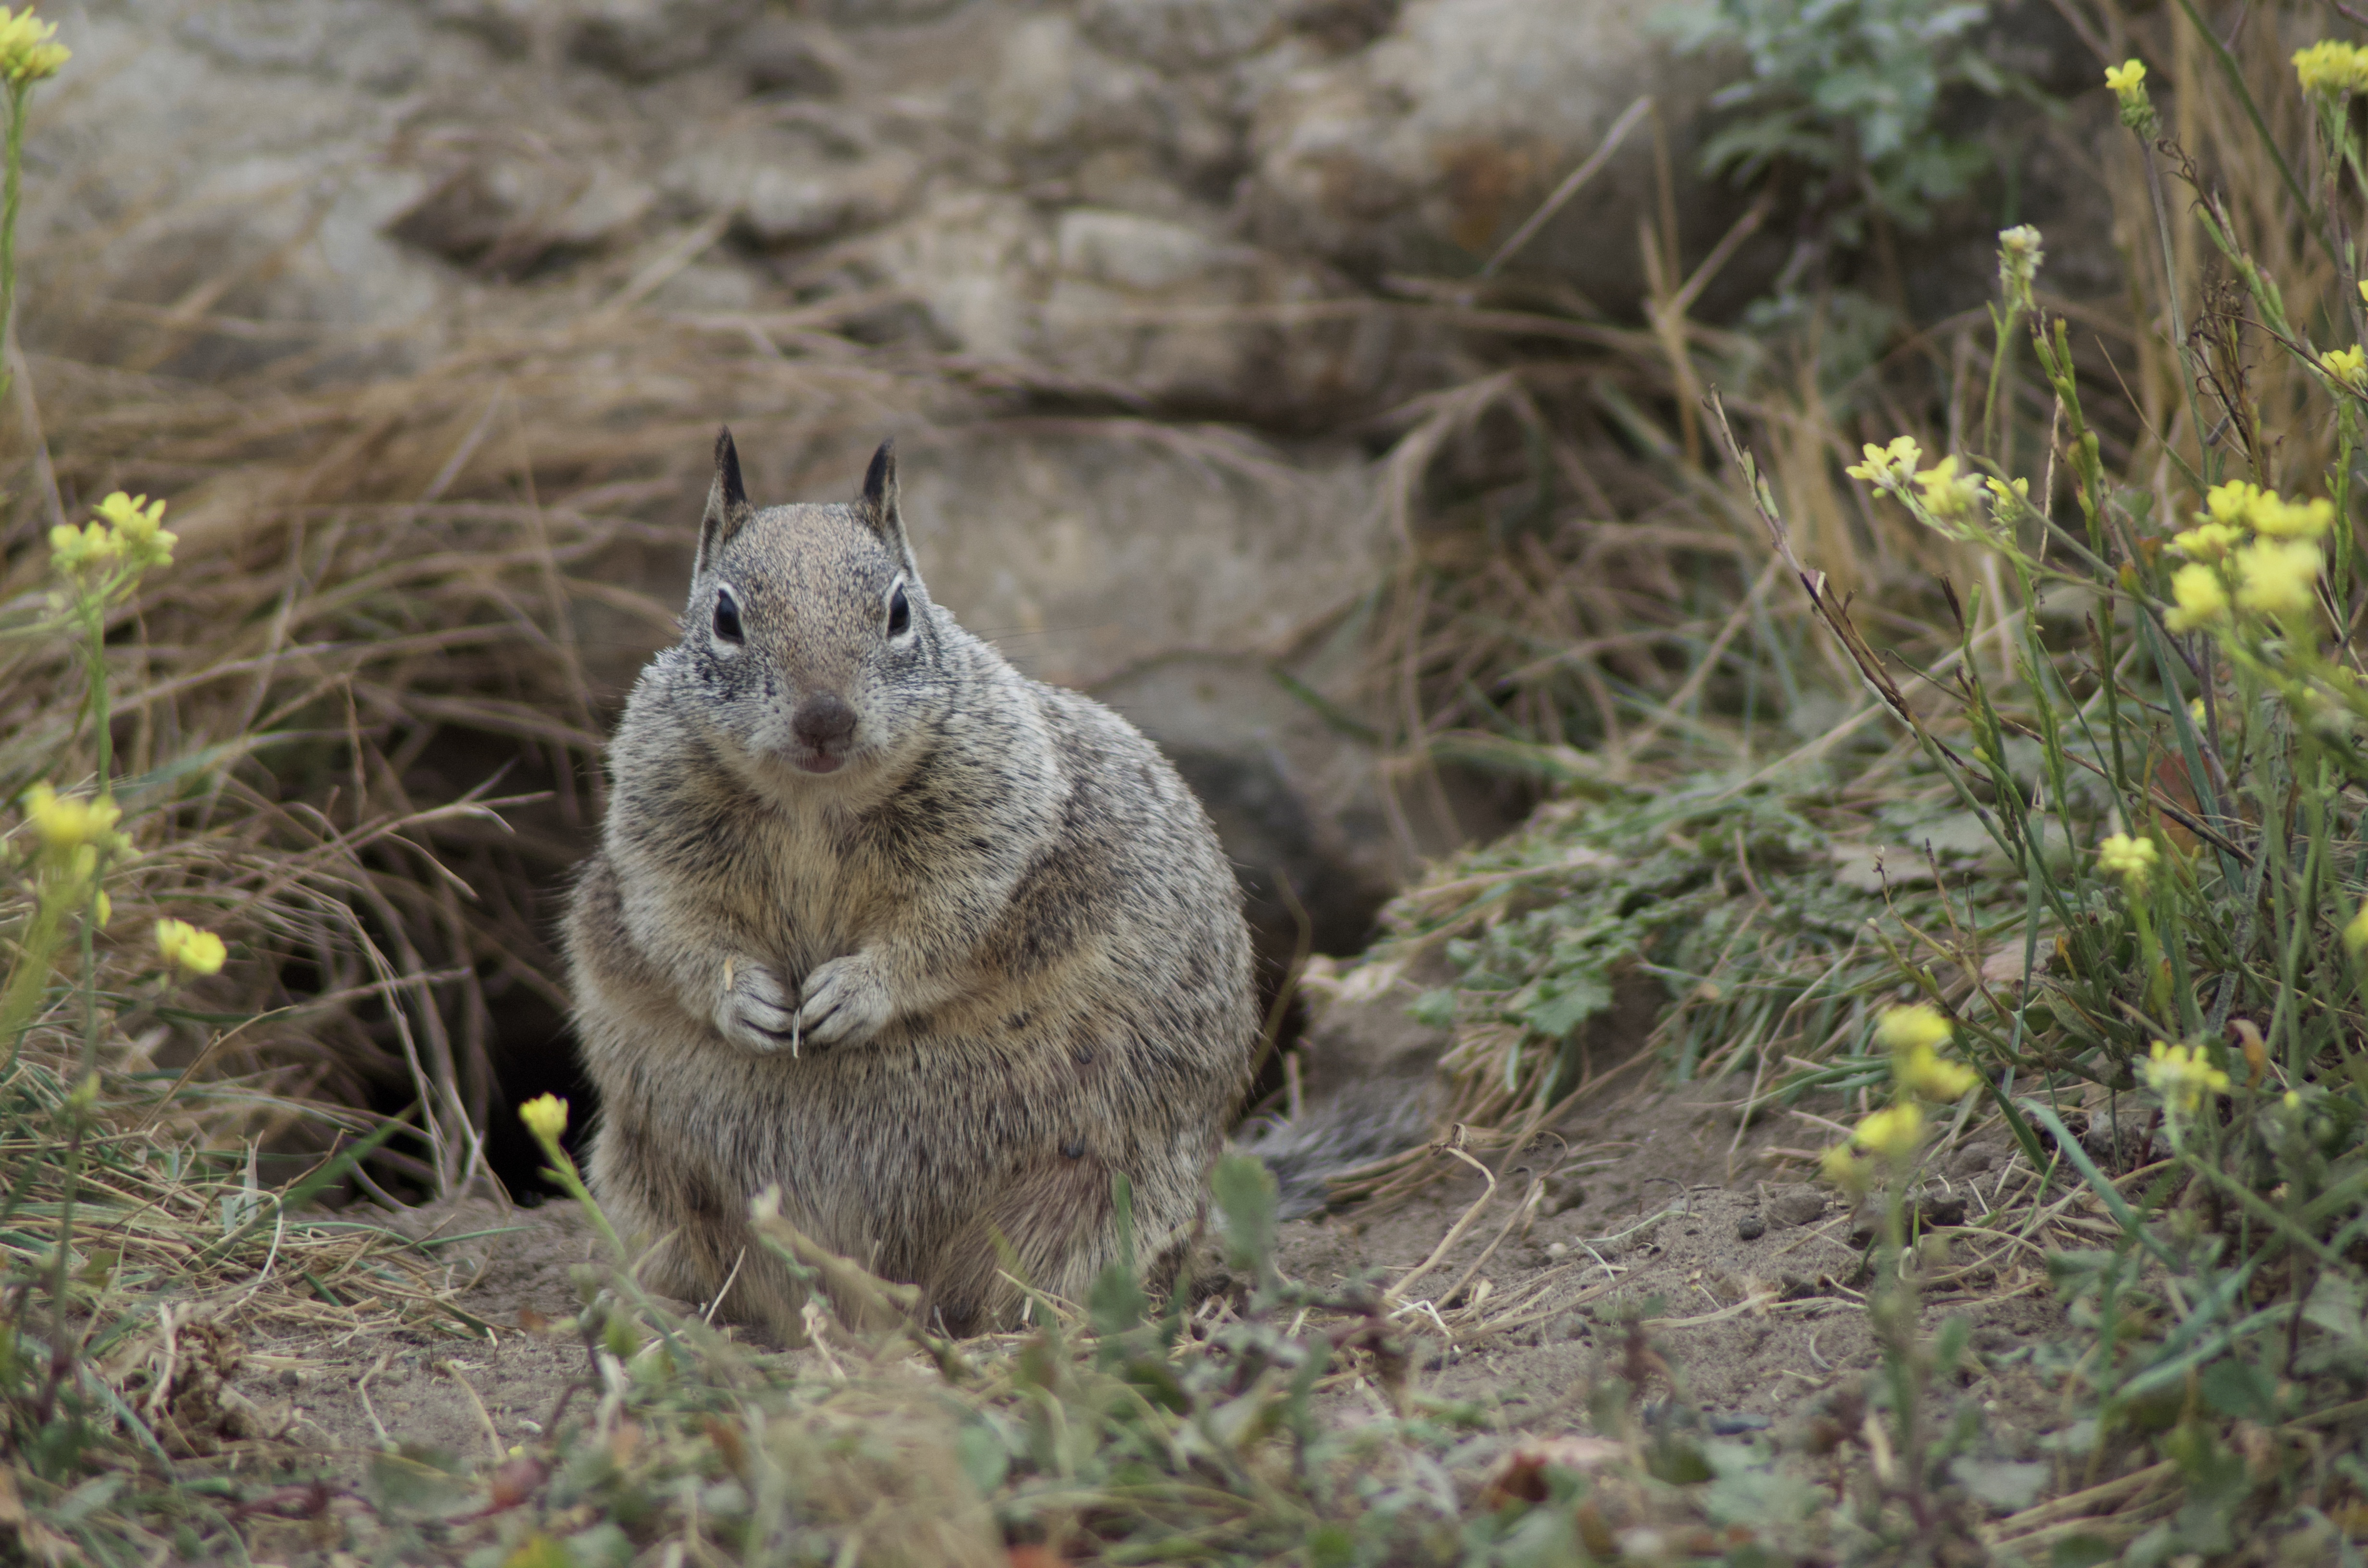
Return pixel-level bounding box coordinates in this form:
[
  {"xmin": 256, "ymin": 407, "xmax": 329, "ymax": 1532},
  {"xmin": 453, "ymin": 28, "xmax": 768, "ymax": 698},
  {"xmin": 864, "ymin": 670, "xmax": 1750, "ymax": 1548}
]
[
  {"xmin": 2203, "ymin": 479, "xmax": 2260, "ymax": 525},
  {"xmin": 21, "ymin": 784, "xmax": 120, "ymax": 852},
  {"xmin": 0, "ymin": 7, "xmax": 66, "ymax": 84},
  {"xmin": 1914, "ymin": 455, "xmax": 1981, "ymax": 519},
  {"xmin": 94, "ymin": 492, "xmax": 173, "ymax": 573},
  {"xmin": 2295, "ymin": 40, "xmax": 2368, "ymax": 96},
  {"xmin": 2325, "ymin": 346, "xmax": 2368, "ymax": 393},
  {"xmin": 1898, "ymin": 1044, "xmax": 1979, "ymax": 1102},
  {"xmin": 1820, "ymin": 1140, "xmax": 1870, "ymax": 1194},
  {"xmin": 48, "ymin": 520, "xmax": 119, "ymax": 576},
  {"xmin": 153, "ymin": 918, "xmax": 226, "ymax": 976},
  {"xmin": 2165, "ymin": 564, "xmax": 2230, "ymax": 631},
  {"xmin": 1845, "ymin": 435, "xmax": 1923, "ymax": 485},
  {"xmin": 1852, "ymin": 1102, "xmax": 1926, "ymax": 1162},
  {"xmin": 2346, "ymin": 899, "xmax": 2368, "ymax": 955},
  {"xmin": 2106, "ymin": 58, "xmax": 2157, "ymax": 133},
  {"xmin": 2233, "ymin": 538, "xmax": 2323, "ymax": 616},
  {"xmin": 2144, "ymin": 1040, "xmax": 2231, "ymax": 1116},
  {"xmin": 2097, "ymin": 831, "xmax": 2158, "ymax": 889},
  {"xmin": 2250, "ymin": 494, "xmax": 2335, "ymax": 539},
  {"xmin": 2172, "ymin": 523, "xmax": 2242, "ymax": 559},
  {"xmin": 1875, "ymin": 1004, "xmax": 1952, "ymax": 1054},
  {"xmin": 520, "ymin": 1094, "xmax": 569, "ymax": 1144}
]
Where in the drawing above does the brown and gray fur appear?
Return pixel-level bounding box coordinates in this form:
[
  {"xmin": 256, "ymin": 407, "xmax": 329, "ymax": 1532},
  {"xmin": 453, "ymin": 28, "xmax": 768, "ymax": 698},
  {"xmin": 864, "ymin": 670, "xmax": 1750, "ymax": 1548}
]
[{"xmin": 565, "ymin": 432, "xmax": 1258, "ymax": 1338}]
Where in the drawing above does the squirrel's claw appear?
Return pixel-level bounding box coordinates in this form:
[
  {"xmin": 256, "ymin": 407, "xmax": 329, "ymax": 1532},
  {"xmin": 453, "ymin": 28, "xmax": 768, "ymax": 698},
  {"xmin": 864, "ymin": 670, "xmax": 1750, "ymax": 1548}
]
[
  {"xmin": 796, "ymin": 954, "xmax": 892, "ymax": 1048},
  {"xmin": 716, "ymin": 960, "xmax": 801, "ymax": 1054}
]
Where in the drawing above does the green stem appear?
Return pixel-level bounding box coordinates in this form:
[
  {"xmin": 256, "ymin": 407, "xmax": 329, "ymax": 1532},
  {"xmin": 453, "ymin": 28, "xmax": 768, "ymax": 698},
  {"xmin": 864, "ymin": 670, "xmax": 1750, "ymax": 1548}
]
[
  {"xmin": 2139, "ymin": 142, "xmax": 2211, "ymax": 494},
  {"xmin": 1984, "ymin": 303, "xmax": 2020, "ymax": 459},
  {"xmin": 0, "ymin": 81, "xmax": 25, "ymax": 380}
]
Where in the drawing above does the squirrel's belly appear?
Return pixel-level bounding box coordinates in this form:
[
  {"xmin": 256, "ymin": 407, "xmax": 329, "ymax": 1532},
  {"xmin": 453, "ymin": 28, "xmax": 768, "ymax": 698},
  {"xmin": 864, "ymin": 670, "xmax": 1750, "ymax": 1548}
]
[{"xmin": 613, "ymin": 1011, "xmax": 1206, "ymax": 1280}]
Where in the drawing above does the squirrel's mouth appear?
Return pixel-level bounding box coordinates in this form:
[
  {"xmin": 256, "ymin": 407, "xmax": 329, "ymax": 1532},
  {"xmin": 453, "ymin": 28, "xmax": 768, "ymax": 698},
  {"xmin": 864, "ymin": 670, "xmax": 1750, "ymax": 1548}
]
[{"xmin": 782, "ymin": 744, "xmax": 850, "ymax": 776}]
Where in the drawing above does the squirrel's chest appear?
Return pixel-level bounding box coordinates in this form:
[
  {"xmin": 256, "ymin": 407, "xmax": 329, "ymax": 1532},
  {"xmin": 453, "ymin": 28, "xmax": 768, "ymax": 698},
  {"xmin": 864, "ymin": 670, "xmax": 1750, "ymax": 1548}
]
[{"xmin": 730, "ymin": 809, "xmax": 881, "ymax": 953}]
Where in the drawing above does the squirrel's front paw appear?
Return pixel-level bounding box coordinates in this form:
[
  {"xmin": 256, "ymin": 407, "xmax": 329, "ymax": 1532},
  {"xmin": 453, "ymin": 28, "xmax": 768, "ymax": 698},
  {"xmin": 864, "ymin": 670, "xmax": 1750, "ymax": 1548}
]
[
  {"xmin": 796, "ymin": 955, "xmax": 892, "ymax": 1048},
  {"xmin": 715, "ymin": 961, "xmax": 803, "ymax": 1054}
]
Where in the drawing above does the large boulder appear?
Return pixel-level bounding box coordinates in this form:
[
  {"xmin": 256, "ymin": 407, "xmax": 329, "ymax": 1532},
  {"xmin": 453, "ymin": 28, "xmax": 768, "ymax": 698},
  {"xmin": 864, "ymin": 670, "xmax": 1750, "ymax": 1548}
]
[
  {"xmin": 865, "ymin": 193, "xmax": 1465, "ymax": 424},
  {"xmin": 23, "ymin": 0, "xmax": 464, "ymax": 375},
  {"xmin": 1237, "ymin": 0, "xmax": 1752, "ymax": 308}
]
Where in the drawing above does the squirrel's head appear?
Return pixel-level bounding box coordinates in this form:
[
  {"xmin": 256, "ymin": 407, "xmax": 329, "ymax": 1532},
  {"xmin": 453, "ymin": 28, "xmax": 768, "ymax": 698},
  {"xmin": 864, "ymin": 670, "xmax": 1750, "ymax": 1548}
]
[{"xmin": 680, "ymin": 429, "xmax": 948, "ymax": 786}]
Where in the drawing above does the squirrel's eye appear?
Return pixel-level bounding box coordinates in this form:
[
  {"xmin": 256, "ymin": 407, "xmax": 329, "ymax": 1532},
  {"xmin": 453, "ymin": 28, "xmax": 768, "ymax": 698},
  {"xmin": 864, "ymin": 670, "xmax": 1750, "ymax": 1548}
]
[
  {"xmin": 713, "ymin": 586, "xmax": 744, "ymax": 644},
  {"xmin": 886, "ymin": 580, "xmax": 911, "ymax": 637}
]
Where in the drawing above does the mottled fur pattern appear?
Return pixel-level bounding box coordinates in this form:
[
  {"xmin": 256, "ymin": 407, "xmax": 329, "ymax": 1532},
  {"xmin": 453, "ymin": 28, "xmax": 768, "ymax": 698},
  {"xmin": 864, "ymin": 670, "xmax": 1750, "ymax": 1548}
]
[{"xmin": 566, "ymin": 433, "xmax": 1258, "ymax": 1338}]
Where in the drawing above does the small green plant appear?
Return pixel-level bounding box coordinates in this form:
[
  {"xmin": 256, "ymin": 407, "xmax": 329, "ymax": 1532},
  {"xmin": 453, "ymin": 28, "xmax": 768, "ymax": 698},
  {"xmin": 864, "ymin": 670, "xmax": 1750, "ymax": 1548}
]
[
  {"xmin": 1698, "ymin": 21, "xmax": 2368, "ymax": 1551},
  {"xmin": 1660, "ymin": 0, "xmax": 2015, "ymax": 254}
]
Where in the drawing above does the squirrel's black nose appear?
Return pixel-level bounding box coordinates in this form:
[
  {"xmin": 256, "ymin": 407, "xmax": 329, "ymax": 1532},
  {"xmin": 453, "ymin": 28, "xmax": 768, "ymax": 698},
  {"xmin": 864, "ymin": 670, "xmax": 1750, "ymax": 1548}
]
[{"xmin": 792, "ymin": 694, "xmax": 858, "ymax": 752}]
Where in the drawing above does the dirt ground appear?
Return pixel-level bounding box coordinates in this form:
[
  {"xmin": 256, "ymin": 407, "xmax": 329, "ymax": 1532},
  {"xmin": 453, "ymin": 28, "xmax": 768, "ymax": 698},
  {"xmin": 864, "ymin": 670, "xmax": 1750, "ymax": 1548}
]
[{"xmin": 224, "ymin": 1072, "xmax": 2072, "ymax": 1502}]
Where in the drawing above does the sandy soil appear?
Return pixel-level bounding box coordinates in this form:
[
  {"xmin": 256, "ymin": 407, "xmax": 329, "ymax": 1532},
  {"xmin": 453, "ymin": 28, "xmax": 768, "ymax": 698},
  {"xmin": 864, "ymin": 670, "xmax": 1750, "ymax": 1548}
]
[{"xmin": 222, "ymin": 1072, "xmax": 2070, "ymax": 1507}]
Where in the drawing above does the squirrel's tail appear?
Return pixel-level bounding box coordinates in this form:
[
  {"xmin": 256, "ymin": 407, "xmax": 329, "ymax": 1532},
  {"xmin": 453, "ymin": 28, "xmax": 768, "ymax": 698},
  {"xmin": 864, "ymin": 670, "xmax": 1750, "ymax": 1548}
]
[{"xmin": 1234, "ymin": 1078, "xmax": 1441, "ymax": 1219}]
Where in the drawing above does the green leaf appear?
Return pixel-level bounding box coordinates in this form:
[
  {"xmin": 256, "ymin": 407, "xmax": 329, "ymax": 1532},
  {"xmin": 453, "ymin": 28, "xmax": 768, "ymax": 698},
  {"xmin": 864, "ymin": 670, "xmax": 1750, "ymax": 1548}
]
[
  {"xmin": 1210, "ymin": 1153, "xmax": 1278, "ymax": 1281},
  {"xmin": 1950, "ymin": 1457, "xmax": 2047, "ymax": 1511},
  {"xmin": 2200, "ymin": 1357, "xmax": 2278, "ymax": 1421},
  {"xmin": 2305, "ymin": 1271, "xmax": 2368, "ymax": 1344},
  {"xmin": 369, "ymin": 1446, "xmax": 473, "ymax": 1517},
  {"xmin": 1524, "ymin": 971, "xmax": 1613, "ymax": 1038},
  {"xmin": 955, "ymin": 1421, "xmax": 1011, "ymax": 1496},
  {"xmin": 50, "ymin": 1473, "xmax": 123, "ymax": 1524},
  {"xmin": 1409, "ymin": 988, "xmax": 1456, "ymax": 1029},
  {"xmin": 563, "ymin": 1523, "xmax": 632, "ymax": 1568}
]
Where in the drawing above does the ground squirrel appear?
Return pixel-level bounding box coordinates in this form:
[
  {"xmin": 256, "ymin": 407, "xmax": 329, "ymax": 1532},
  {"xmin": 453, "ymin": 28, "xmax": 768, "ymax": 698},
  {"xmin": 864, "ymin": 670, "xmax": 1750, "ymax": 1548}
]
[{"xmin": 565, "ymin": 431, "xmax": 1258, "ymax": 1337}]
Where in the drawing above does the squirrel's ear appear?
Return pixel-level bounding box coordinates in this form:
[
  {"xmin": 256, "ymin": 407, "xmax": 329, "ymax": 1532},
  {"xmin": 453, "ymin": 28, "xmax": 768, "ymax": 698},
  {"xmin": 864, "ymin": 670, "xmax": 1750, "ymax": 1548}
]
[
  {"xmin": 696, "ymin": 426, "xmax": 753, "ymax": 575},
  {"xmin": 857, "ymin": 438, "xmax": 915, "ymax": 567}
]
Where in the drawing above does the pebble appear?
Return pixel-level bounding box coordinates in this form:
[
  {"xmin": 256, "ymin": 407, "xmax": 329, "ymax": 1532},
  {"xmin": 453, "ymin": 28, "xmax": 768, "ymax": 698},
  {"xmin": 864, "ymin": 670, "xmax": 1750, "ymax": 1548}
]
[{"xmin": 1736, "ymin": 1213, "xmax": 1767, "ymax": 1240}]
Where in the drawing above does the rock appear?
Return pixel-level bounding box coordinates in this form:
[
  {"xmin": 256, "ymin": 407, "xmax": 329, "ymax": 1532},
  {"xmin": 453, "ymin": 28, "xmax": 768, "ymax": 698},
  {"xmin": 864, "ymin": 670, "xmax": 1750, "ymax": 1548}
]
[
  {"xmin": 1080, "ymin": 0, "xmax": 1283, "ymax": 66},
  {"xmin": 1541, "ymin": 1173, "xmax": 1585, "ymax": 1216},
  {"xmin": 1286, "ymin": 947, "xmax": 1452, "ymax": 1100},
  {"xmin": 1238, "ymin": 0, "xmax": 1755, "ymax": 311},
  {"xmin": 868, "ymin": 191, "xmax": 1051, "ymax": 359},
  {"xmin": 1948, "ymin": 1140, "xmax": 2006, "ymax": 1177},
  {"xmin": 391, "ymin": 148, "xmax": 655, "ymax": 273},
  {"xmin": 663, "ymin": 126, "xmax": 920, "ymax": 250},
  {"xmin": 1765, "ymin": 1187, "xmax": 1826, "ymax": 1228},
  {"xmin": 740, "ymin": 14, "xmax": 851, "ymax": 97},
  {"xmin": 1736, "ymin": 1213, "xmax": 1766, "ymax": 1240},
  {"xmin": 820, "ymin": 0, "xmax": 972, "ymax": 21},
  {"xmin": 645, "ymin": 259, "xmax": 769, "ymax": 313},
  {"xmin": 868, "ymin": 194, "xmax": 1465, "ymax": 423},
  {"xmin": 566, "ymin": 0, "xmax": 762, "ymax": 81},
  {"xmin": 2072, "ymin": 1105, "xmax": 2158, "ymax": 1171},
  {"xmin": 1040, "ymin": 206, "xmax": 1460, "ymax": 422},
  {"xmin": 1915, "ymin": 1190, "xmax": 1968, "ymax": 1229},
  {"xmin": 418, "ymin": 0, "xmax": 544, "ymax": 58},
  {"xmin": 24, "ymin": 1, "xmax": 461, "ymax": 378},
  {"xmin": 982, "ymin": 14, "xmax": 1168, "ymax": 164}
]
